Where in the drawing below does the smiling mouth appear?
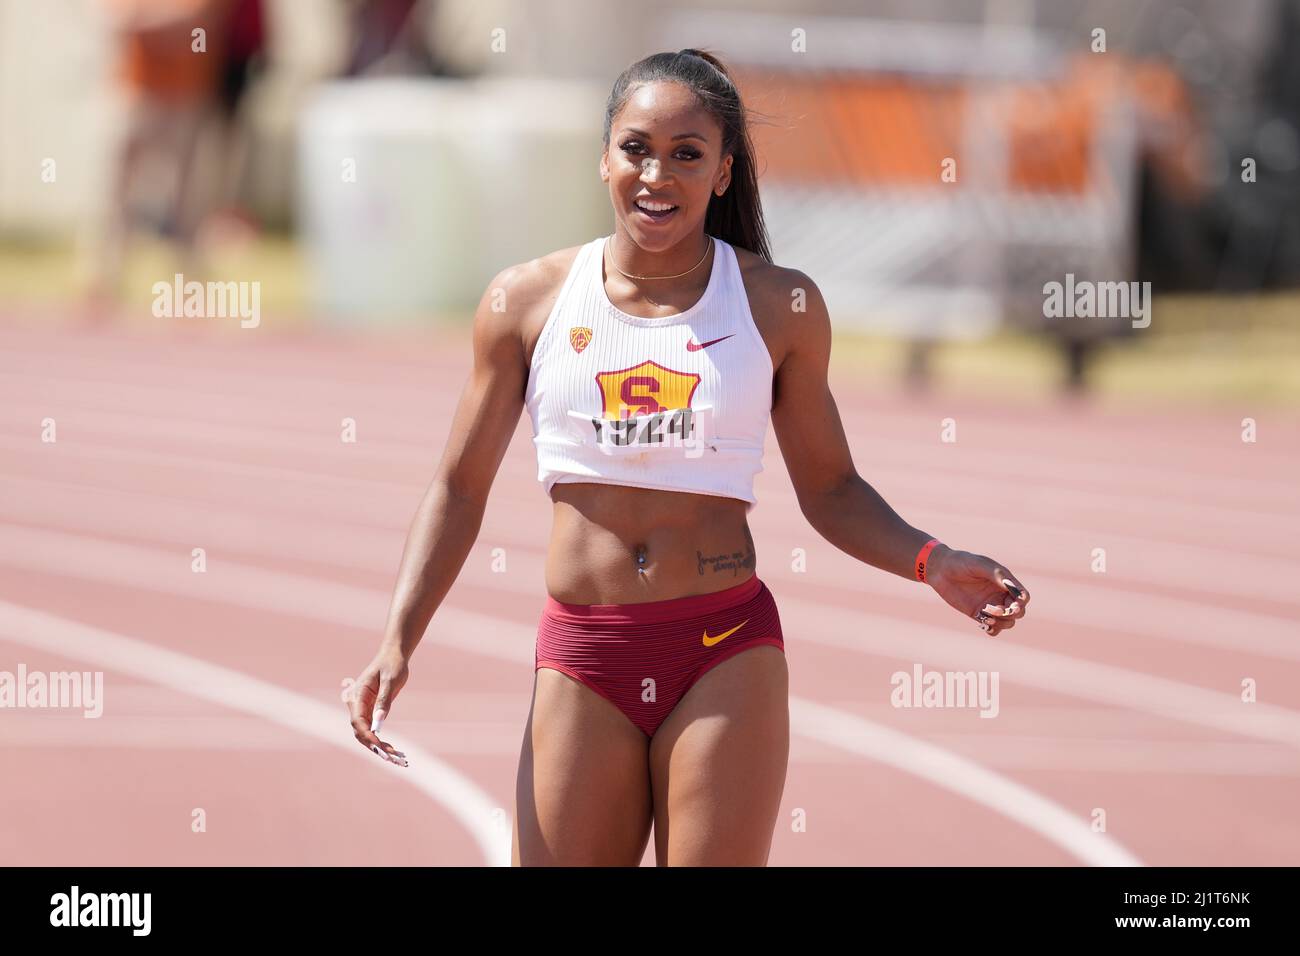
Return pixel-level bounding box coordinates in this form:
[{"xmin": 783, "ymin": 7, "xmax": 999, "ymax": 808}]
[{"xmin": 633, "ymin": 198, "xmax": 679, "ymax": 223}]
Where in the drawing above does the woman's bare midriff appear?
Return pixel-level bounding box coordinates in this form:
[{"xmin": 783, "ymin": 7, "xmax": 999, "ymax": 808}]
[{"xmin": 545, "ymin": 482, "xmax": 756, "ymax": 605}]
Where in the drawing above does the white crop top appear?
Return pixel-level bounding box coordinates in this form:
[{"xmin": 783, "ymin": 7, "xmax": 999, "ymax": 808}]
[{"xmin": 523, "ymin": 234, "xmax": 774, "ymax": 512}]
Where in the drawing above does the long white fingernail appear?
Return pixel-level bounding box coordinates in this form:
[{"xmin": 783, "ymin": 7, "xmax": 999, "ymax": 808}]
[{"xmin": 371, "ymin": 711, "xmax": 385, "ymax": 733}]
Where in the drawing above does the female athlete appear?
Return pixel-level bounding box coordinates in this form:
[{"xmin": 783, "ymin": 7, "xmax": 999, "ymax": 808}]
[{"xmin": 348, "ymin": 48, "xmax": 1030, "ymax": 866}]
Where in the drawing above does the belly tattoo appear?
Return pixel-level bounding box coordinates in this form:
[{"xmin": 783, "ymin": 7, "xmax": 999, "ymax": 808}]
[{"xmin": 696, "ymin": 525, "xmax": 756, "ymax": 576}]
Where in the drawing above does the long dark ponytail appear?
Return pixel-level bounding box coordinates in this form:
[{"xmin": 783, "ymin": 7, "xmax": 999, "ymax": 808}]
[{"xmin": 602, "ymin": 48, "xmax": 772, "ymax": 262}]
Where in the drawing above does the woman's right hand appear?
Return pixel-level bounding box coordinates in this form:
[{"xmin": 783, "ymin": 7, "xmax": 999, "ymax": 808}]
[{"xmin": 348, "ymin": 645, "xmax": 411, "ymax": 767}]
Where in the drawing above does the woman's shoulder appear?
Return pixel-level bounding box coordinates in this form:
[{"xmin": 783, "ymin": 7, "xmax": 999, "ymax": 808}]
[
  {"xmin": 729, "ymin": 242, "xmax": 821, "ymax": 305},
  {"xmin": 481, "ymin": 240, "xmax": 595, "ymax": 355},
  {"xmin": 488, "ymin": 243, "xmax": 587, "ymax": 299},
  {"xmin": 728, "ymin": 242, "xmax": 829, "ymax": 366},
  {"xmin": 487, "ymin": 241, "xmax": 591, "ymax": 311}
]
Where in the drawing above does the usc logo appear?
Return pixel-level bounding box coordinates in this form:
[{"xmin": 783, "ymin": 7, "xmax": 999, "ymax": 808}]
[{"xmin": 595, "ymin": 360, "xmax": 700, "ymax": 420}]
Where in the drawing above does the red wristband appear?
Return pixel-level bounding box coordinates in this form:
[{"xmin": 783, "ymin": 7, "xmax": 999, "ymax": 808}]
[{"xmin": 914, "ymin": 538, "xmax": 942, "ymax": 582}]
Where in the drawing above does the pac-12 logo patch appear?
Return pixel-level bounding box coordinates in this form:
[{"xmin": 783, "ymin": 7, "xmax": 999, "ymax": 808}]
[{"xmin": 569, "ymin": 327, "xmax": 593, "ymax": 353}]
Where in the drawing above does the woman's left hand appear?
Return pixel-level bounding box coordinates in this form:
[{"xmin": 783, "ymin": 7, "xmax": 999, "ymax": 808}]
[{"xmin": 925, "ymin": 547, "xmax": 1029, "ymax": 637}]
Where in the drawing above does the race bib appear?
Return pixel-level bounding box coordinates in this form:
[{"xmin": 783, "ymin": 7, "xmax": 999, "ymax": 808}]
[{"xmin": 567, "ymin": 405, "xmax": 717, "ymax": 458}]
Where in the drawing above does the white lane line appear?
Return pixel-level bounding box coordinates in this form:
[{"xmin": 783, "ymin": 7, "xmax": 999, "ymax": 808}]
[
  {"xmin": 13, "ymin": 460, "xmax": 1298, "ymax": 599},
  {"xmin": 0, "ymin": 403, "xmax": 436, "ymax": 465},
  {"xmin": 0, "ymin": 712, "xmax": 527, "ymax": 756},
  {"xmin": 7, "ymin": 708, "xmax": 1294, "ymax": 777},
  {"xmin": 3, "ymin": 401, "xmax": 1297, "ymax": 526},
  {"xmin": 780, "ymin": 602, "xmax": 1300, "ymax": 751},
  {"xmin": 20, "ymin": 463, "xmax": 1300, "ymax": 613},
  {"xmin": 0, "ymin": 601, "xmax": 511, "ymax": 867},
  {"xmin": 5, "ymin": 469, "xmax": 1300, "ymax": 657},
  {"xmin": 4, "ymin": 371, "xmax": 1295, "ymax": 498},
  {"xmin": 913, "ymin": 737, "xmax": 1300, "ymax": 777},
  {"xmin": 4, "ymin": 523, "xmax": 1299, "ymax": 750},
  {"xmin": 3, "ymin": 417, "xmax": 1295, "ymax": 558},
  {"xmin": 791, "ymin": 699, "xmax": 1141, "ymax": 866},
  {"xmin": 0, "ymin": 529, "xmax": 1144, "ymax": 865},
  {"xmin": 0, "ymin": 434, "xmax": 419, "ymax": 498}
]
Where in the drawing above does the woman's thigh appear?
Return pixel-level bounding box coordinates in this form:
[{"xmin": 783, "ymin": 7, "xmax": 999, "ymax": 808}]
[
  {"xmin": 513, "ymin": 667, "xmax": 654, "ymax": 866},
  {"xmin": 649, "ymin": 645, "xmax": 790, "ymax": 866}
]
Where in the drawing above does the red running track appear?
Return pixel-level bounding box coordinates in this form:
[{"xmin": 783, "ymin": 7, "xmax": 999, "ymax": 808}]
[{"xmin": 1, "ymin": 320, "xmax": 1297, "ymax": 866}]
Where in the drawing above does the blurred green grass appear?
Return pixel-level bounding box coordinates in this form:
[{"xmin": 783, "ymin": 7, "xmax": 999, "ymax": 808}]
[
  {"xmin": 1, "ymin": 235, "xmax": 1297, "ymax": 409},
  {"xmin": 828, "ymin": 318, "xmax": 1300, "ymax": 408},
  {"xmin": 0, "ymin": 232, "xmax": 310, "ymax": 326}
]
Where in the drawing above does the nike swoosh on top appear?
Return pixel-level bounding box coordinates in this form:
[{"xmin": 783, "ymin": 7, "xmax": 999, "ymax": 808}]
[
  {"xmin": 702, "ymin": 619, "xmax": 748, "ymax": 647},
  {"xmin": 686, "ymin": 333, "xmax": 736, "ymax": 352}
]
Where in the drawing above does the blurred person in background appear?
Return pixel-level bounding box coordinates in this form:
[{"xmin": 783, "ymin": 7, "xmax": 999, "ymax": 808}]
[
  {"xmin": 1207, "ymin": 0, "xmax": 1300, "ymax": 289},
  {"xmin": 198, "ymin": 0, "xmax": 267, "ymax": 248},
  {"xmin": 87, "ymin": 0, "xmax": 246, "ymax": 316},
  {"xmin": 341, "ymin": 0, "xmax": 453, "ymax": 78}
]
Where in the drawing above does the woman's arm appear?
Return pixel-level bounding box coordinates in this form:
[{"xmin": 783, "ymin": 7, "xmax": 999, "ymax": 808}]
[
  {"xmin": 349, "ymin": 261, "xmax": 542, "ymax": 761},
  {"xmin": 379, "ymin": 274, "xmax": 530, "ymax": 659},
  {"xmin": 767, "ymin": 270, "xmax": 1029, "ymax": 636}
]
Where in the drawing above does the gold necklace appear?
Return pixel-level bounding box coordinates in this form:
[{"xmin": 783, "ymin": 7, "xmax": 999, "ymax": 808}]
[{"xmin": 609, "ymin": 236, "xmax": 713, "ymax": 281}]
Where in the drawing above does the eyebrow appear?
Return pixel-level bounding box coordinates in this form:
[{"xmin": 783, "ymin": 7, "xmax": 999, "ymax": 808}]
[{"xmin": 620, "ymin": 128, "xmax": 709, "ymax": 143}]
